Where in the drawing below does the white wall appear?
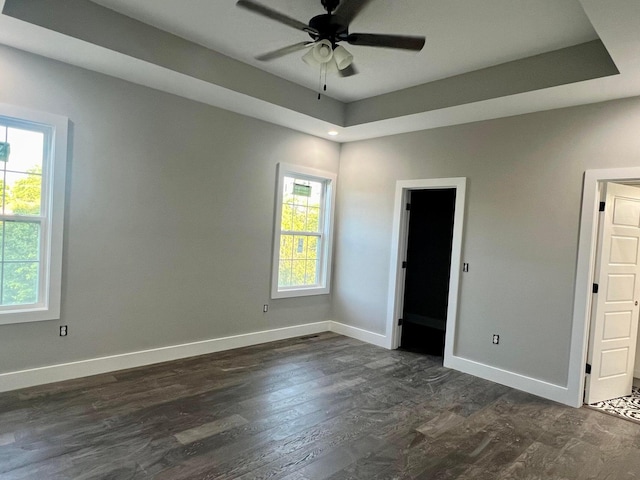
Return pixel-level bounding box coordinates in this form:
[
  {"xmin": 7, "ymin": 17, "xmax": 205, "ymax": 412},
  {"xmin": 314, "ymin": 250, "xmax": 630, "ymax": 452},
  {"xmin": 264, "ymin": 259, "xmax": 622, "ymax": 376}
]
[
  {"xmin": 333, "ymin": 97, "xmax": 640, "ymax": 388},
  {"xmin": 0, "ymin": 45, "xmax": 340, "ymax": 374}
]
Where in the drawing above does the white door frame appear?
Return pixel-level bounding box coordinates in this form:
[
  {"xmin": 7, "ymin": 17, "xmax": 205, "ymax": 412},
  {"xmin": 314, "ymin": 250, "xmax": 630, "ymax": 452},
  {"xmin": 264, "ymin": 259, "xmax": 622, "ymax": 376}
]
[
  {"xmin": 385, "ymin": 177, "xmax": 467, "ymax": 364},
  {"xmin": 569, "ymin": 167, "xmax": 640, "ymax": 407}
]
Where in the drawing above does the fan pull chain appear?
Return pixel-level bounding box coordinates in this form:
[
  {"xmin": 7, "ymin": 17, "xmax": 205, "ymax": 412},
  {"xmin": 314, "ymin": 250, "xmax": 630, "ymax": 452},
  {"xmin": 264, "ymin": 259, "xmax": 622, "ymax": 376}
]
[
  {"xmin": 323, "ymin": 63, "xmax": 328, "ymax": 92},
  {"xmin": 317, "ymin": 63, "xmax": 329, "ymax": 100}
]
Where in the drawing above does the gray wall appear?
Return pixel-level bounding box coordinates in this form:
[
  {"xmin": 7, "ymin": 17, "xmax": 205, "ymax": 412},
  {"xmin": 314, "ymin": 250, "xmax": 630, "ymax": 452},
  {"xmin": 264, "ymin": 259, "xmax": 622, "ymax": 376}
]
[
  {"xmin": 333, "ymin": 97, "xmax": 640, "ymax": 387},
  {"xmin": 0, "ymin": 45, "xmax": 340, "ymax": 374}
]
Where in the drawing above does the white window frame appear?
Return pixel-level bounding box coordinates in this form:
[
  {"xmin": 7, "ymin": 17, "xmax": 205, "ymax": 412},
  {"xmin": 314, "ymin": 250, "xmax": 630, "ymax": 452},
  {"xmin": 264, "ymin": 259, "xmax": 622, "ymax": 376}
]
[
  {"xmin": 0, "ymin": 103, "xmax": 68, "ymax": 325},
  {"xmin": 271, "ymin": 163, "xmax": 337, "ymax": 299}
]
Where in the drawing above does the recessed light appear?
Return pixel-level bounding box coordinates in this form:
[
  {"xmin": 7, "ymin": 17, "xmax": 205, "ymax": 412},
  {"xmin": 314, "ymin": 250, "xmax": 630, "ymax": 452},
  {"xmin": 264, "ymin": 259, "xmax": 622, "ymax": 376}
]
[{"xmin": 328, "ymin": 131, "xmax": 339, "ymax": 136}]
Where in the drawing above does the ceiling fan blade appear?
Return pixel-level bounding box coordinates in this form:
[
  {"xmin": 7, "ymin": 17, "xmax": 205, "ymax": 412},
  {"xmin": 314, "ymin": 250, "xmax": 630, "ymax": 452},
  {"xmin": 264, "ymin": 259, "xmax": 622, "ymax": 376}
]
[
  {"xmin": 346, "ymin": 33, "xmax": 425, "ymax": 51},
  {"xmin": 256, "ymin": 42, "xmax": 314, "ymax": 61},
  {"xmin": 338, "ymin": 63, "xmax": 358, "ymax": 77},
  {"xmin": 236, "ymin": 0, "xmax": 318, "ymax": 34},
  {"xmin": 334, "ymin": 0, "xmax": 375, "ymax": 27}
]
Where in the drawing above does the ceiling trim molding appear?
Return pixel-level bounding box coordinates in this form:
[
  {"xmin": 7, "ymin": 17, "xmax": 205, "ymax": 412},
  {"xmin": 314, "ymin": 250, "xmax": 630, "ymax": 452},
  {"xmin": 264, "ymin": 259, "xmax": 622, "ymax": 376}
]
[{"xmin": 1, "ymin": 0, "xmax": 639, "ymax": 142}]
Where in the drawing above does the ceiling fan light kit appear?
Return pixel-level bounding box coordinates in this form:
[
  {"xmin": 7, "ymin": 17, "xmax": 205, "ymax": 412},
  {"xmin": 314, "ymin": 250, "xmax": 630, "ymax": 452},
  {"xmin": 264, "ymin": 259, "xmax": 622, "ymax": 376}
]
[
  {"xmin": 333, "ymin": 45, "xmax": 354, "ymax": 70},
  {"xmin": 312, "ymin": 39, "xmax": 334, "ymax": 64},
  {"xmin": 303, "ymin": 40, "xmax": 353, "ymax": 73}
]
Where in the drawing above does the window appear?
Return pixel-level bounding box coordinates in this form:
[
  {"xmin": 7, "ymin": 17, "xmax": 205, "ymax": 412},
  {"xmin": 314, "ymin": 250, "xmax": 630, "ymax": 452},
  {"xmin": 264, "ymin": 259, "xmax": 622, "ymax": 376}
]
[
  {"xmin": 272, "ymin": 163, "xmax": 336, "ymax": 299},
  {"xmin": 0, "ymin": 104, "xmax": 68, "ymax": 325}
]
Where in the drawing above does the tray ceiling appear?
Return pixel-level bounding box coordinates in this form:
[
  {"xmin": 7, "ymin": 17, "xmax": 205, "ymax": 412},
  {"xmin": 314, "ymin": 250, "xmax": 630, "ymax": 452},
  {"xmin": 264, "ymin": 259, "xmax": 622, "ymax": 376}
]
[
  {"xmin": 0, "ymin": 0, "xmax": 639, "ymax": 142},
  {"xmin": 90, "ymin": 0, "xmax": 599, "ymax": 102}
]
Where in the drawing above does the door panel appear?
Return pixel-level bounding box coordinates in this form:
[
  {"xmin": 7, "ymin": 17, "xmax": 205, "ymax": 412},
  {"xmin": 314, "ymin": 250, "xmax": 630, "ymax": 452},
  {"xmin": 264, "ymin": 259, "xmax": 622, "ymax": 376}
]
[
  {"xmin": 599, "ymin": 348, "xmax": 629, "ymax": 377},
  {"xmin": 610, "ymin": 236, "xmax": 638, "ymax": 264},
  {"xmin": 613, "ymin": 198, "xmax": 640, "ymax": 225},
  {"xmin": 606, "ymin": 274, "xmax": 635, "ymax": 301},
  {"xmin": 585, "ymin": 182, "xmax": 640, "ymax": 404},
  {"xmin": 603, "ymin": 311, "xmax": 633, "ymax": 340}
]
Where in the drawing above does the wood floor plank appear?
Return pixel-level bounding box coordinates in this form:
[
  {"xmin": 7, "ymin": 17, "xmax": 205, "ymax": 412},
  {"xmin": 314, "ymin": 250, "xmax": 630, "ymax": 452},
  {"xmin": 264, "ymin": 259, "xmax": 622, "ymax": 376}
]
[
  {"xmin": 0, "ymin": 433, "xmax": 14, "ymax": 447},
  {"xmin": 174, "ymin": 414, "xmax": 249, "ymax": 445}
]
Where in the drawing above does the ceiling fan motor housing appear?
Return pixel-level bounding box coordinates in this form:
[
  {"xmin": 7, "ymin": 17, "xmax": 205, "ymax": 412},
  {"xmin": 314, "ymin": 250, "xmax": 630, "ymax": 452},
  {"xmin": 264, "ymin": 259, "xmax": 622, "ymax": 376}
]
[{"xmin": 309, "ymin": 14, "xmax": 348, "ymax": 45}]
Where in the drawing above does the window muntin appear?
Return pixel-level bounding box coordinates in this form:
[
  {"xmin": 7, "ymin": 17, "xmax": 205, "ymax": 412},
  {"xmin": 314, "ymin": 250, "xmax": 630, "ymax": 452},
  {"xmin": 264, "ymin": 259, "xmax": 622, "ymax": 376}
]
[
  {"xmin": 0, "ymin": 104, "xmax": 67, "ymax": 324},
  {"xmin": 272, "ymin": 164, "xmax": 336, "ymax": 299}
]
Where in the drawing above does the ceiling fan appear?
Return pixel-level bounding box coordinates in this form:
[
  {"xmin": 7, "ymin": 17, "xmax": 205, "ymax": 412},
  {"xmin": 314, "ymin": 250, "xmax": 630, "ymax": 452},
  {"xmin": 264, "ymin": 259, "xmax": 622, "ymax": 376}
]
[{"xmin": 236, "ymin": 0, "xmax": 426, "ymax": 78}]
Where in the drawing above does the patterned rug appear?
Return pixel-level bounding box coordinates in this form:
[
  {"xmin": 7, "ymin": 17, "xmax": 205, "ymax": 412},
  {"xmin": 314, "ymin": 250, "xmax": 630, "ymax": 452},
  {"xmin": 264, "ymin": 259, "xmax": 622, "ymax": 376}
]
[{"xmin": 586, "ymin": 386, "xmax": 640, "ymax": 424}]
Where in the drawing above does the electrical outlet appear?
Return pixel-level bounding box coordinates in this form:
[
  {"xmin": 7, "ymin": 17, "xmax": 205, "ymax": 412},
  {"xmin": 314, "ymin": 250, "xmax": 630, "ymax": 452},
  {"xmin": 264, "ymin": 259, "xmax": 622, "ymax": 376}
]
[
  {"xmin": 60, "ymin": 325, "xmax": 68, "ymax": 337},
  {"xmin": 263, "ymin": 304, "xmax": 269, "ymax": 313},
  {"xmin": 492, "ymin": 334, "xmax": 499, "ymax": 345},
  {"xmin": 463, "ymin": 263, "xmax": 469, "ymax": 272}
]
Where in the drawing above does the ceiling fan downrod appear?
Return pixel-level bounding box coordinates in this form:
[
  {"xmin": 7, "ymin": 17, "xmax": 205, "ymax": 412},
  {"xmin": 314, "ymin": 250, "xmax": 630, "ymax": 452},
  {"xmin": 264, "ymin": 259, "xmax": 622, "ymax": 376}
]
[{"xmin": 321, "ymin": 0, "xmax": 341, "ymax": 14}]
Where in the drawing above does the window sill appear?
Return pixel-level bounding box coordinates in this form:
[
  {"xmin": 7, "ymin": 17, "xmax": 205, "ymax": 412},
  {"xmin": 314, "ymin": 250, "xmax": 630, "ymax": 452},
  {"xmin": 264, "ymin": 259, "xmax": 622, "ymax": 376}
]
[
  {"xmin": 271, "ymin": 286, "xmax": 330, "ymax": 299},
  {"xmin": 0, "ymin": 304, "xmax": 60, "ymax": 325}
]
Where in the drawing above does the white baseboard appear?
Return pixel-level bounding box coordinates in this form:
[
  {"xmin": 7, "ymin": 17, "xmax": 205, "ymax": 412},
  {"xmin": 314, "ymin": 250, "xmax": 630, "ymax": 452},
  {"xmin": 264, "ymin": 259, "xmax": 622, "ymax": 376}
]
[
  {"xmin": 444, "ymin": 354, "xmax": 572, "ymax": 406},
  {"xmin": 329, "ymin": 321, "xmax": 389, "ymax": 348},
  {"xmin": 0, "ymin": 321, "xmax": 331, "ymax": 393},
  {"xmin": 0, "ymin": 320, "xmax": 575, "ymax": 408}
]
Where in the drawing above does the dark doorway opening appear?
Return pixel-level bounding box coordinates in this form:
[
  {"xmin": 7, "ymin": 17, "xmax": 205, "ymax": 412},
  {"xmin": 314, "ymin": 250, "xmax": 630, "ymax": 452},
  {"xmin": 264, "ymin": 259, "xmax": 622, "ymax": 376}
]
[{"xmin": 400, "ymin": 188, "xmax": 456, "ymax": 356}]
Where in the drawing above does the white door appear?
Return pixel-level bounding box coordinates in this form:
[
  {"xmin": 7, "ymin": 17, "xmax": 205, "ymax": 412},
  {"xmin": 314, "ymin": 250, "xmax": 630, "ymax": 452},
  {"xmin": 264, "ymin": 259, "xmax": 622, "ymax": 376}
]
[{"xmin": 585, "ymin": 182, "xmax": 640, "ymax": 404}]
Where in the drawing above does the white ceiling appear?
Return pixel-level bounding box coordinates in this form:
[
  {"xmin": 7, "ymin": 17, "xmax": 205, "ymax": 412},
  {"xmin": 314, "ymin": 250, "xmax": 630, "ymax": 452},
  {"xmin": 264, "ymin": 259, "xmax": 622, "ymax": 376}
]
[
  {"xmin": 90, "ymin": 0, "xmax": 598, "ymax": 102},
  {"xmin": 0, "ymin": 0, "xmax": 639, "ymax": 142}
]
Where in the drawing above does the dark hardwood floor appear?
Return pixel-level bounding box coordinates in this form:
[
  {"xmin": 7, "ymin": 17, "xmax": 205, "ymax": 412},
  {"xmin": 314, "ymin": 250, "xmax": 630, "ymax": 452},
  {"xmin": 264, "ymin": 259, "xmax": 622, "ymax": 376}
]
[{"xmin": 1, "ymin": 332, "xmax": 640, "ymax": 479}]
